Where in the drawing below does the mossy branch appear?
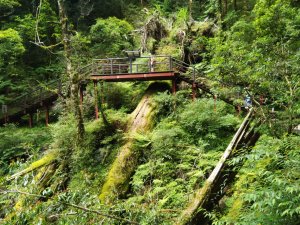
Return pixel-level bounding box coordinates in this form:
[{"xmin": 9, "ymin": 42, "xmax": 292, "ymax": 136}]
[{"xmin": 8, "ymin": 151, "xmax": 58, "ymax": 181}]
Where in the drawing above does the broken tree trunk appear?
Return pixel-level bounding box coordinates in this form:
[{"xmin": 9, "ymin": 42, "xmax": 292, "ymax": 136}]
[
  {"xmin": 99, "ymin": 91, "xmax": 157, "ymax": 204},
  {"xmin": 177, "ymin": 109, "xmax": 254, "ymax": 225}
]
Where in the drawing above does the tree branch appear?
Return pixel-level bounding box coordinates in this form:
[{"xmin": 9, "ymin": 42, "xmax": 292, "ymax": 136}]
[
  {"xmin": 0, "ymin": 188, "xmax": 139, "ymax": 225},
  {"xmin": 0, "ymin": 189, "xmax": 46, "ymax": 198},
  {"xmin": 63, "ymin": 202, "xmax": 140, "ymax": 225},
  {"xmin": 48, "ymin": 212, "xmax": 77, "ymax": 220}
]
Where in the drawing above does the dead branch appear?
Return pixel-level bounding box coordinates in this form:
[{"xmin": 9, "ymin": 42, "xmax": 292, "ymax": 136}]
[
  {"xmin": 0, "ymin": 188, "xmax": 139, "ymax": 225},
  {"xmin": 0, "ymin": 189, "xmax": 46, "ymax": 198},
  {"xmin": 48, "ymin": 212, "xmax": 77, "ymax": 220},
  {"xmin": 64, "ymin": 202, "xmax": 140, "ymax": 225},
  {"xmin": 8, "ymin": 151, "xmax": 58, "ymax": 181}
]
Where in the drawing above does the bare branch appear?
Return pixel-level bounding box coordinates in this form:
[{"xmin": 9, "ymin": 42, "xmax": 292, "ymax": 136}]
[
  {"xmin": 48, "ymin": 212, "xmax": 77, "ymax": 220},
  {"xmin": 64, "ymin": 202, "xmax": 140, "ymax": 225},
  {"xmin": 0, "ymin": 189, "xmax": 45, "ymax": 198},
  {"xmin": 0, "ymin": 188, "xmax": 139, "ymax": 225}
]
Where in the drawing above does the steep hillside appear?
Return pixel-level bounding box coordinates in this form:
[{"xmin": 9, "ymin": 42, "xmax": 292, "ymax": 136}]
[
  {"xmin": 0, "ymin": 83, "xmax": 244, "ymax": 224},
  {"xmin": 0, "ymin": 0, "xmax": 299, "ymax": 224}
]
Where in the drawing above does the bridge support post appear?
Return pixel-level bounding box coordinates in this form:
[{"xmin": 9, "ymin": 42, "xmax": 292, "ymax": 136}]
[
  {"xmin": 236, "ymin": 104, "xmax": 242, "ymax": 116},
  {"xmin": 172, "ymin": 79, "xmax": 176, "ymax": 95},
  {"xmin": 45, "ymin": 106, "xmax": 49, "ymax": 126},
  {"xmin": 4, "ymin": 114, "xmax": 8, "ymax": 124},
  {"xmin": 94, "ymin": 81, "xmax": 99, "ymax": 120},
  {"xmin": 192, "ymin": 83, "xmax": 196, "ymax": 101},
  {"xmin": 100, "ymin": 82, "xmax": 105, "ymax": 105},
  {"xmin": 214, "ymin": 95, "xmax": 217, "ymax": 112},
  {"xmin": 29, "ymin": 113, "xmax": 33, "ymax": 128}
]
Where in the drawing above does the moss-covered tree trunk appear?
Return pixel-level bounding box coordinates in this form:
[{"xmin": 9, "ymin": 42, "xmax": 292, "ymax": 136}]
[
  {"xmin": 99, "ymin": 92, "xmax": 157, "ymax": 203},
  {"xmin": 57, "ymin": 0, "xmax": 84, "ymax": 142}
]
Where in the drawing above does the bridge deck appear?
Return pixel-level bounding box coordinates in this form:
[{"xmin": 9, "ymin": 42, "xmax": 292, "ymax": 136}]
[{"xmin": 90, "ymin": 71, "xmax": 176, "ymax": 82}]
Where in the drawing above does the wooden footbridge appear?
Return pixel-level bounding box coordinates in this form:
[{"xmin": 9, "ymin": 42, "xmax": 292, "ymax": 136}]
[{"xmin": 0, "ymin": 55, "xmax": 237, "ymax": 126}]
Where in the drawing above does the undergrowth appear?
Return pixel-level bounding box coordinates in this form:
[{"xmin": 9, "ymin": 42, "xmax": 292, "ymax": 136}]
[
  {"xmin": 0, "ymin": 91, "xmax": 242, "ymax": 224},
  {"xmin": 212, "ymin": 135, "xmax": 300, "ymax": 225}
]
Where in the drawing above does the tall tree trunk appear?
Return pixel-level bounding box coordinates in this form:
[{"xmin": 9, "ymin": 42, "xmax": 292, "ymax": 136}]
[
  {"xmin": 57, "ymin": 0, "xmax": 85, "ymax": 142},
  {"xmin": 218, "ymin": 0, "xmax": 223, "ymax": 19},
  {"xmin": 188, "ymin": 0, "xmax": 193, "ymax": 19},
  {"xmin": 224, "ymin": 0, "xmax": 228, "ymax": 16},
  {"xmin": 233, "ymin": 0, "xmax": 237, "ymax": 11}
]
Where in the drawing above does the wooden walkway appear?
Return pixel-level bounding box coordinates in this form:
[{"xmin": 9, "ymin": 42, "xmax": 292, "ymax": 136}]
[{"xmin": 0, "ymin": 55, "xmax": 237, "ymax": 126}]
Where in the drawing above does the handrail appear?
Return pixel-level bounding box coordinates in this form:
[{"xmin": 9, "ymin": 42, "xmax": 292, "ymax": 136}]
[
  {"xmin": 89, "ymin": 56, "xmax": 200, "ymax": 84},
  {"xmin": 0, "ymin": 80, "xmax": 60, "ymax": 120},
  {"xmin": 91, "ymin": 56, "xmax": 174, "ymax": 76}
]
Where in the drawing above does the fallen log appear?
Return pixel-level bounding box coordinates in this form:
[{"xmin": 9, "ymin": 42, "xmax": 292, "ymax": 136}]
[{"xmin": 177, "ymin": 109, "xmax": 254, "ymax": 225}]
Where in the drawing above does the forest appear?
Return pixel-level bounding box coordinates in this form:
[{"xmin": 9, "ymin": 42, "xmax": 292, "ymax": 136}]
[{"xmin": 0, "ymin": 0, "xmax": 299, "ymax": 224}]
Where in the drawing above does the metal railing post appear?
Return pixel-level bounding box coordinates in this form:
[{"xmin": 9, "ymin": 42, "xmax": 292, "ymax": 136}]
[
  {"xmin": 129, "ymin": 58, "xmax": 132, "ymax": 73},
  {"xmin": 110, "ymin": 59, "xmax": 113, "ymax": 74},
  {"xmin": 101, "ymin": 62, "xmax": 104, "ymax": 75},
  {"xmin": 92, "ymin": 60, "xmax": 95, "ymax": 74},
  {"xmin": 169, "ymin": 56, "xmax": 173, "ymax": 71}
]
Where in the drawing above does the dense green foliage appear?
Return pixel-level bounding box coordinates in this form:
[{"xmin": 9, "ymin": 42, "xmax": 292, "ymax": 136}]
[
  {"xmin": 214, "ymin": 135, "xmax": 300, "ymax": 224},
  {"xmin": 0, "ymin": 94, "xmax": 240, "ymax": 224},
  {"xmin": 90, "ymin": 17, "xmax": 134, "ymax": 57},
  {"xmin": 0, "ymin": 0, "xmax": 299, "ymax": 224},
  {"xmin": 206, "ymin": 0, "xmax": 300, "ymax": 134},
  {"xmin": 0, "ymin": 125, "xmax": 51, "ymax": 176},
  {"xmin": 0, "ymin": 28, "xmax": 25, "ymax": 103}
]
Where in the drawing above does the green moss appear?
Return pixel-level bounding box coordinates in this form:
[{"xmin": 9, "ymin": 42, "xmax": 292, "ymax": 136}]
[
  {"xmin": 9, "ymin": 150, "xmax": 58, "ymax": 180},
  {"xmin": 225, "ymin": 197, "xmax": 244, "ymax": 221},
  {"xmin": 177, "ymin": 181, "xmax": 213, "ymax": 225},
  {"xmin": 99, "ymin": 93, "xmax": 157, "ymax": 203}
]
